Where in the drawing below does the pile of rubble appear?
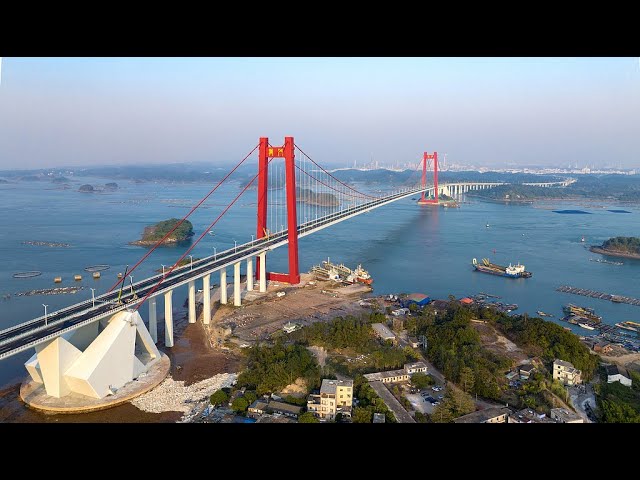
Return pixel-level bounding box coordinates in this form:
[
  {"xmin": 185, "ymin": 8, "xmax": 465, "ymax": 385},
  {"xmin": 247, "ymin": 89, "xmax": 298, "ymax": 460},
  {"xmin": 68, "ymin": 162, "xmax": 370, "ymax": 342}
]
[{"xmin": 131, "ymin": 372, "xmax": 237, "ymax": 416}]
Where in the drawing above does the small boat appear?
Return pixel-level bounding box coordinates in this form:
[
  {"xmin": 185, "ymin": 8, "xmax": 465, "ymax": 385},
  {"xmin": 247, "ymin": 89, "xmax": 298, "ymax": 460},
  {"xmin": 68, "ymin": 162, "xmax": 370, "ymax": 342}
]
[
  {"xmin": 578, "ymin": 322, "xmax": 595, "ymax": 331},
  {"xmin": 208, "ymin": 230, "xmax": 215, "ymax": 236},
  {"xmin": 92, "ymin": 272, "xmax": 101, "ymax": 279},
  {"xmin": 536, "ymin": 310, "xmax": 553, "ymax": 317},
  {"xmin": 615, "ymin": 321, "xmax": 640, "ymax": 334},
  {"xmin": 74, "ymin": 274, "xmax": 82, "ymax": 281},
  {"xmin": 54, "ymin": 277, "xmax": 62, "ymax": 283},
  {"xmin": 581, "ymin": 236, "xmax": 585, "ymax": 242},
  {"xmin": 486, "ymin": 223, "xmax": 490, "ymax": 228},
  {"xmin": 117, "ymin": 272, "xmax": 123, "ymax": 279}
]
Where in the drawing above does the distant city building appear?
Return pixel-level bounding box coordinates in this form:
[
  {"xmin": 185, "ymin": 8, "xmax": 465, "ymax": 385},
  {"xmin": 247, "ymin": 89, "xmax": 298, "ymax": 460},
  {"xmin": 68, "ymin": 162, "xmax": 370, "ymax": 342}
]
[
  {"xmin": 371, "ymin": 323, "xmax": 396, "ymax": 343},
  {"xmin": 553, "ymin": 359, "xmax": 582, "ymax": 386},
  {"xmin": 307, "ymin": 379, "xmax": 353, "ymax": 420},
  {"xmin": 550, "ymin": 408, "xmax": 584, "ymax": 423},
  {"xmin": 605, "ymin": 364, "xmax": 632, "ymax": 387},
  {"xmin": 453, "ymin": 406, "xmax": 511, "ymax": 424}
]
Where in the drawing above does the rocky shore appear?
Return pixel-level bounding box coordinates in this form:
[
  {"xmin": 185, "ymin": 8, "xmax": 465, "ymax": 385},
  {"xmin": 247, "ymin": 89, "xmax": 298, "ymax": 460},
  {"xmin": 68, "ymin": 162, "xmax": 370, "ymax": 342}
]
[{"xmin": 589, "ymin": 246, "xmax": 640, "ymax": 260}]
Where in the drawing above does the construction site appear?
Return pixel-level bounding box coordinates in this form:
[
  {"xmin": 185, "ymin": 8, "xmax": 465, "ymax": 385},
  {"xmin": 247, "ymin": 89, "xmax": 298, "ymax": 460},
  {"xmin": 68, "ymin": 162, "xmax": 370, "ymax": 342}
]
[{"xmin": 200, "ymin": 272, "xmax": 375, "ymax": 350}]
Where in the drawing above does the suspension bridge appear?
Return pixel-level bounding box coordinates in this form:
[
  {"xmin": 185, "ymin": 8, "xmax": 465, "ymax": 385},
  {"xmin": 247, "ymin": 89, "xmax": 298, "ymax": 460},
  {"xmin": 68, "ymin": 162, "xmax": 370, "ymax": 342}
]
[{"xmin": 0, "ymin": 136, "xmax": 573, "ymax": 401}]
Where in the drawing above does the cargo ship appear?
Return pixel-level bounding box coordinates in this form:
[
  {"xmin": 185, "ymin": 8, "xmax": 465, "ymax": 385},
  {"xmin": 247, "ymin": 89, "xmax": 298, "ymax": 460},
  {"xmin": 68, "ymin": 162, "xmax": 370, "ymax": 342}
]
[
  {"xmin": 472, "ymin": 258, "xmax": 532, "ymax": 278},
  {"xmin": 562, "ymin": 304, "xmax": 602, "ymax": 323},
  {"xmin": 615, "ymin": 321, "xmax": 640, "ymax": 334}
]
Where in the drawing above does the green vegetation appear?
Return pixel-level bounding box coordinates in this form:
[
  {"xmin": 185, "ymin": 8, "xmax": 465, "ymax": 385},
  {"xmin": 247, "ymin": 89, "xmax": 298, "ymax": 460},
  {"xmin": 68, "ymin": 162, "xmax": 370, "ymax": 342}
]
[
  {"xmin": 296, "ymin": 187, "xmax": 339, "ymax": 207},
  {"xmin": 298, "ymin": 412, "xmax": 320, "ymax": 423},
  {"xmin": 142, "ymin": 218, "xmax": 194, "ymax": 242},
  {"xmin": 596, "ymin": 369, "xmax": 640, "ymax": 423},
  {"xmin": 600, "ymin": 236, "xmax": 640, "ymax": 256},
  {"xmin": 236, "ymin": 342, "xmax": 320, "ymax": 395},
  {"xmin": 422, "ymin": 303, "xmax": 510, "ymax": 401},
  {"xmin": 231, "ymin": 396, "xmax": 249, "ymax": 413},
  {"xmin": 292, "ymin": 313, "xmax": 415, "ymax": 375},
  {"xmin": 431, "ymin": 388, "xmax": 476, "ymax": 423},
  {"xmin": 410, "ymin": 372, "xmax": 435, "ymax": 389},
  {"xmin": 352, "ymin": 375, "xmax": 396, "ymax": 423},
  {"xmin": 209, "ymin": 389, "xmax": 229, "ymax": 406},
  {"xmin": 494, "ymin": 314, "xmax": 599, "ymax": 381}
]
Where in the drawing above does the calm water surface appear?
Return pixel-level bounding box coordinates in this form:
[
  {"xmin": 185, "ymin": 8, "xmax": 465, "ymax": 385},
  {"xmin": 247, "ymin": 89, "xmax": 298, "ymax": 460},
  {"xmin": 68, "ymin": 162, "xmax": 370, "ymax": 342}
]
[{"xmin": 1, "ymin": 178, "xmax": 639, "ymax": 387}]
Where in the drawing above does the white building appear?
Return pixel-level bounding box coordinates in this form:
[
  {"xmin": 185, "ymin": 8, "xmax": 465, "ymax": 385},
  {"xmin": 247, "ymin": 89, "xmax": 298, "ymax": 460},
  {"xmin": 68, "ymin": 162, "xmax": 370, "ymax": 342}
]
[
  {"xmin": 550, "ymin": 408, "xmax": 584, "ymax": 423},
  {"xmin": 371, "ymin": 323, "xmax": 396, "ymax": 342},
  {"xmin": 605, "ymin": 364, "xmax": 632, "ymax": 387}
]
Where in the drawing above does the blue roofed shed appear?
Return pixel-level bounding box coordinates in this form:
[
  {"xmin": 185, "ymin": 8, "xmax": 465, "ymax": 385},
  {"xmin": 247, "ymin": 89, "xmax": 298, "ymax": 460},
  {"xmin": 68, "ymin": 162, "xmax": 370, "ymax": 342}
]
[{"xmin": 402, "ymin": 293, "xmax": 431, "ymax": 307}]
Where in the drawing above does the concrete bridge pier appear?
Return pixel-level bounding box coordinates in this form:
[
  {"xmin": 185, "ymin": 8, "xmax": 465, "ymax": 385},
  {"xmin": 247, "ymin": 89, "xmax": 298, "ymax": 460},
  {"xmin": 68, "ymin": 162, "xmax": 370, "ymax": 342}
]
[
  {"xmin": 220, "ymin": 269, "xmax": 227, "ymax": 305},
  {"xmin": 202, "ymin": 274, "xmax": 211, "ymax": 325},
  {"xmin": 148, "ymin": 296, "xmax": 157, "ymax": 343},
  {"xmin": 188, "ymin": 280, "xmax": 196, "ymax": 324},
  {"xmin": 164, "ymin": 290, "xmax": 174, "ymax": 348},
  {"xmin": 259, "ymin": 252, "xmax": 267, "ymax": 293},
  {"xmin": 247, "ymin": 258, "xmax": 254, "ymax": 291},
  {"xmin": 234, "ymin": 262, "xmax": 241, "ymax": 307}
]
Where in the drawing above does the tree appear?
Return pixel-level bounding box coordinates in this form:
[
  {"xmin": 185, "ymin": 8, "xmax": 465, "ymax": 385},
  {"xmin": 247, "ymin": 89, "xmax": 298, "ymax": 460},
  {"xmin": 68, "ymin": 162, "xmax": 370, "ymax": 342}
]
[
  {"xmin": 231, "ymin": 396, "xmax": 249, "ymax": 413},
  {"xmin": 298, "ymin": 412, "xmax": 320, "ymax": 423},
  {"xmin": 352, "ymin": 406, "xmax": 373, "ymax": 423},
  {"xmin": 410, "ymin": 372, "xmax": 434, "ymax": 389},
  {"xmin": 210, "ymin": 389, "xmax": 229, "ymax": 406},
  {"xmin": 244, "ymin": 391, "xmax": 258, "ymax": 406},
  {"xmin": 335, "ymin": 412, "xmax": 344, "ymax": 423},
  {"xmin": 459, "ymin": 366, "xmax": 475, "ymax": 393},
  {"xmin": 432, "ymin": 388, "xmax": 475, "ymax": 423}
]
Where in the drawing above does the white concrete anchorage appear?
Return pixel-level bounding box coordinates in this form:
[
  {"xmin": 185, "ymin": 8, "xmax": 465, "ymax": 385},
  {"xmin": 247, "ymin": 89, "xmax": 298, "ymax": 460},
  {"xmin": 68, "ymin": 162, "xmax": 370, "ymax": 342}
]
[{"xmin": 24, "ymin": 310, "xmax": 161, "ymax": 399}]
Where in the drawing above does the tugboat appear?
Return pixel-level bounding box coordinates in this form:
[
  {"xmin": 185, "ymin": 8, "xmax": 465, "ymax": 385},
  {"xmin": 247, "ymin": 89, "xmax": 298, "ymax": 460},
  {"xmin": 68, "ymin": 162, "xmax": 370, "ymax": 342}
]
[{"xmin": 472, "ymin": 258, "xmax": 532, "ymax": 278}]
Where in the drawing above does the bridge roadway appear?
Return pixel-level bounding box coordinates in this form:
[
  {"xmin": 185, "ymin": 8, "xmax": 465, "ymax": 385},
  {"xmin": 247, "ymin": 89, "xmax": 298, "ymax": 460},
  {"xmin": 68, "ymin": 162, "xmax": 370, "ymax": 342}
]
[{"xmin": 0, "ymin": 183, "xmax": 456, "ymax": 360}]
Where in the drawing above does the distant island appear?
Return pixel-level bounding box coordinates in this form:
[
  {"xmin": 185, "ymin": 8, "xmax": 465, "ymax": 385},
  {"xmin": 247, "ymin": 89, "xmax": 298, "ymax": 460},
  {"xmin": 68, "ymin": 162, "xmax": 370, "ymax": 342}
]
[
  {"xmin": 590, "ymin": 236, "xmax": 640, "ymax": 259},
  {"xmin": 296, "ymin": 187, "xmax": 339, "ymax": 207},
  {"xmin": 79, "ymin": 183, "xmax": 119, "ymax": 193},
  {"xmin": 130, "ymin": 218, "xmax": 194, "ymax": 246}
]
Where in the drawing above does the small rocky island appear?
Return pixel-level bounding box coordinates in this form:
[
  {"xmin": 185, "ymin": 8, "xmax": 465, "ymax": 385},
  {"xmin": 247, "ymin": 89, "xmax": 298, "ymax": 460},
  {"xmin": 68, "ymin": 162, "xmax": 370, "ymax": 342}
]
[
  {"xmin": 590, "ymin": 236, "xmax": 640, "ymax": 259},
  {"xmin": 131, "ymin": 218, "xmax": 194, "ymax": 246},
  {"xmin": 79, "ymin": 183, "xmax": 119, "ymax": 193},
  {"xmin": 296, "ymin": 187, "xmax": 339, "ymax": 207}
]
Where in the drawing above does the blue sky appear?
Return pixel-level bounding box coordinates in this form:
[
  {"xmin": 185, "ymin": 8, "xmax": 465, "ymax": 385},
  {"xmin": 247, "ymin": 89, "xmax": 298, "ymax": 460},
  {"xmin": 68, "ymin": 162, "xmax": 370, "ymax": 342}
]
[{"xmin": 0, "ymin": 57, "xmax": 638, "ymax": 169}]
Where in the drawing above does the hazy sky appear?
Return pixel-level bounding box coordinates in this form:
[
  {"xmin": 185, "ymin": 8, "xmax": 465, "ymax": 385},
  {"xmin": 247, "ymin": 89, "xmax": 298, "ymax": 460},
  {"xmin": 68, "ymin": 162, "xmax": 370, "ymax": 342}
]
[{"xmin": 0, "ymin": 57, "xmax": 638, "ymax": 170}]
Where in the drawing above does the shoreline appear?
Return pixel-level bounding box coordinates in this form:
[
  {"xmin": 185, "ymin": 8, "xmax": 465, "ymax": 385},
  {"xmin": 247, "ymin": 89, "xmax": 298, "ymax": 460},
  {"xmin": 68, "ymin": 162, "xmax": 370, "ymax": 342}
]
[{"xmin": 589, "ymin": 246, "xmax": 640, "ymax": 260}]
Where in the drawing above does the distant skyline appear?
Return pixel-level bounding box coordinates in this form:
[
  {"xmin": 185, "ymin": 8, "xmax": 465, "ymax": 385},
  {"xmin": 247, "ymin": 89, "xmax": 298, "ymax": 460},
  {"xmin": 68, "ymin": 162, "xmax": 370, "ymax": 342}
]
[{"xmin": 0, "ymin": 57, "xmax": 638, "ymax": 170}]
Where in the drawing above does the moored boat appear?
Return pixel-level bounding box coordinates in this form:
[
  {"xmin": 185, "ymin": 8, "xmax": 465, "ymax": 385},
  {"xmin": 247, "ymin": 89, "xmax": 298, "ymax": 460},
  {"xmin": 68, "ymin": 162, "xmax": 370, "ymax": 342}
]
[{"xmin": 472, "ymin": 258, "xmax": 532, "ymax": 278}]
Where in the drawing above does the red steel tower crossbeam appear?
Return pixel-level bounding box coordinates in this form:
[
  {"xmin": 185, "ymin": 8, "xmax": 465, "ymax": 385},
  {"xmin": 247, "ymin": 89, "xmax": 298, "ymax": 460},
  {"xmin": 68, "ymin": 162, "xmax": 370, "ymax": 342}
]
[{"xmin": 255, "ymin": 136, "xmax": 300, "ymax": 285}]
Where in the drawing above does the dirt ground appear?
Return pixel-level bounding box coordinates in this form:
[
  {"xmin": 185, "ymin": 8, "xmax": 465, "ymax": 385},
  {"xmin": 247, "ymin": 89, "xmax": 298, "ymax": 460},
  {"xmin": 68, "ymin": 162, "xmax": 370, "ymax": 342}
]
[
  {"xmin": 471, "ymin": 320, "xmax": 529, "ymax": 364},
  {"xmin": 204, "ymin": 273, "xmax": 373, "ymax": 348},
  {"xmin": 598, "ymin": 352, "xmax": 640, "ymax": 372}
]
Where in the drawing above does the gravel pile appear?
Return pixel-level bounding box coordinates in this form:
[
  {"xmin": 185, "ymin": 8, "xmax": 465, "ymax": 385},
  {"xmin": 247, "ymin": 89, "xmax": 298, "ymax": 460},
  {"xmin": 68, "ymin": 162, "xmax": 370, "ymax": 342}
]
[{"xmin": 131, "ymin": 372, "xmax": 237, "ymax": 417}]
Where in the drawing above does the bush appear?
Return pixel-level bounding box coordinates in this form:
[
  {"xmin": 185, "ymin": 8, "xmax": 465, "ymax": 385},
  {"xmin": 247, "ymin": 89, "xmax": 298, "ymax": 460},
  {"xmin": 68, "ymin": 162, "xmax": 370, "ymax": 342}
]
[
  {"xmin": 210, "ymin": 389, "xmax": 229, "ymax": 406},
  {"xmin": 231, "ymin": 397, "xmax": 249, "ymax": 413}
]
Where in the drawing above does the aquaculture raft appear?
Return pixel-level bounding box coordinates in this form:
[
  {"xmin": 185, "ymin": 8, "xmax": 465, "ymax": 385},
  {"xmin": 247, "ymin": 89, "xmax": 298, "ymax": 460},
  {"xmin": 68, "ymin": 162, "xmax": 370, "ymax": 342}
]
[
  {"xmin": 12, "ymin": 271, "xmax": 42, "ymax": 278},
  {"xmin": 84, "ymin": 264, "xmax": 110, "ymax": 272}
]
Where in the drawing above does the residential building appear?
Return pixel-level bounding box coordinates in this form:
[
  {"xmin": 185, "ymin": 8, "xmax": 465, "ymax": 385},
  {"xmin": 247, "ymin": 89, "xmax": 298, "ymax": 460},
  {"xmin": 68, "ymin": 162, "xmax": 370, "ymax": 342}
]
[
  {"xmin": 407, "ymin": 336, "xmax": 420, "ymax": 348},
  {"xmin": 453, "ymin": 406, "xmax": 511, "ymax": 423},
  {"xmin": 364, "ymin": 362, "xmax": 428, "ymax": 384},
  {"xmin": 404, "ymin": 361, "xmax": 428, "ymax": 374},
  {"xmin": 391, "ymin": 308, "xmax": 410, "ymax": 317},
  {"xmin": 550, "ymin": 408, "xmax": 584, "ymax": 423},
  {"xmin": 267, "ymin": 401, "xmax": 302, "ymax": 419},
  {"xmin": 371, "ymin": 323, "xmax": 396, "ymax": 343},
  {"xmin": 247, "ymin": 399, "xmax": 269, "ymax": 419},
  {"xmin": 519, "ymin": 364, "xmax": 535, "ymax": 380},
  {"xmin": 605, "ymin": 364, "xmax": 633, "ymax": 387},
  {"xmin": 552, "ymin": 359, "xmax": 582, "ymax": 386},
  {"xmin": 307, "ymin": 379, "xmax": 354, "ymax": 420},
  {"xmin": 594, "ymin": 341, "xmax": 613, "ymax": 354}
]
